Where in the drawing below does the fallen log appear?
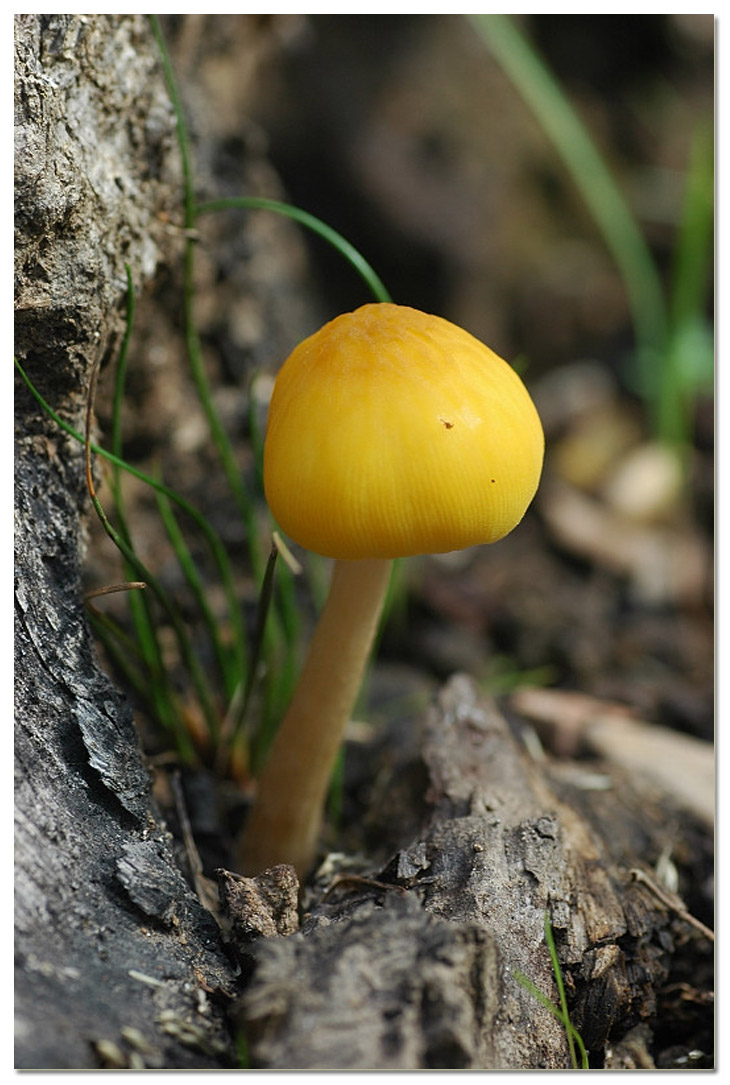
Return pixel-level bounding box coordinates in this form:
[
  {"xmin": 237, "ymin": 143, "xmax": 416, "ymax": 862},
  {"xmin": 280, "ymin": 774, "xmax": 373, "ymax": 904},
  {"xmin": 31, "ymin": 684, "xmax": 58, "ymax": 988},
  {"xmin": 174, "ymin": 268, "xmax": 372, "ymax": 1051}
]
[{"xmin": 229, "ymin": 676, "xmax": 713, "ymax": 1070}]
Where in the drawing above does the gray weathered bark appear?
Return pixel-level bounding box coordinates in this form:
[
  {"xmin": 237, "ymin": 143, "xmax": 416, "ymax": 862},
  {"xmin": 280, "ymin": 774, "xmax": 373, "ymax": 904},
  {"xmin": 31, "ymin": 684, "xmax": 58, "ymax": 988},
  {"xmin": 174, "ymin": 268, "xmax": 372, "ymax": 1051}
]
[
  {"xmin": 233, "ymin": 675, "xmax": 710, "ymax": 1069},
  {"xmin": 14, "ymin": 15, "xmax": 238, "ymax": 1069}
]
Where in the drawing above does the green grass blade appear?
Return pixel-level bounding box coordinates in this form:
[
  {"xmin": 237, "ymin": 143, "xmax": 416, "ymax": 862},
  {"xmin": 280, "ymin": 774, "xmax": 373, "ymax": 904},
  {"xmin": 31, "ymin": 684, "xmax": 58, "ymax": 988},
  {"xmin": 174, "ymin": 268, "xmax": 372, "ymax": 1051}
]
[
  {"xmin": 181, "ymin": 225, "xmax": 301, "ymax": 748},
  {"xmin": 84, "ymin": 463, "xmax": 200, "ymax": 758},
  {"xmin": 87, "ymin": 604, "xmax": 151, "ymax": 693},
  {"xmin": 181, "ymin": 235, "xmax": 266, "ymax": 577},
  {"xmin": 149, "ymin": 15, "xmax": 264, "ymax": 579},
  {"xmin": 94, "ymin": 507, "xmax": 218, "ymax": 754},
  {"xmin": 111, "ymin": 265, "xmax": 136, "ymax": 472},
  {"xmin": 512, "ymin": 969, "xmax": 588, "ymax": 1070},
  {"xmin": 155, "ymin": 472, "xmax": 241, "ymax": 709},
  {"xmin": 670, "ymin": 125, "xmax": 714, "ymax": 333},
  {"xmin": 197, "ymin": 195, "xmax": 393, "ymax": 306},
  {"xmin": 224, "ymin": 542, "xmax": 280, "ymax": 768},
  {"xmin": 88, "ymin": 603, "xmax": 183, "ymax": 738},
  {"xmin": 543, "ymin": 911, "xmax": 577, "ymax": 1070},
  {"xmin": 148, "ymin": 15, "xmax": 196, "ymax": 229},
  {"xmin": 469, "ymin": 14, "xmax": 668, "ymax": 425},
  {"xmin": 511, "ymin": 911, "xmax": 589, "ymax": 1070},
  {"xmin": 660, "ymin": 124, "xmax": 715, "ymax": 443}
]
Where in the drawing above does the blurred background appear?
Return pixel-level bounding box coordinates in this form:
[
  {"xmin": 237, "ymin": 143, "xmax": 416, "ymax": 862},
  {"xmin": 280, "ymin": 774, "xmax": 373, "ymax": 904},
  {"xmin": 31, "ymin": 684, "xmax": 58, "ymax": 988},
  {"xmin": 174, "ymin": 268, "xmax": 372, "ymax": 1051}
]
[
  {"xmin": 239, "ymin": 12, "xmax": 715, "ymax": 722},
  {"xmin": 89, "ymin": 11, "xmax": 715, "ymax": 810},
  {"xmin": 246, "ymin": 14, "xmax": 713, "ymax": 377}
]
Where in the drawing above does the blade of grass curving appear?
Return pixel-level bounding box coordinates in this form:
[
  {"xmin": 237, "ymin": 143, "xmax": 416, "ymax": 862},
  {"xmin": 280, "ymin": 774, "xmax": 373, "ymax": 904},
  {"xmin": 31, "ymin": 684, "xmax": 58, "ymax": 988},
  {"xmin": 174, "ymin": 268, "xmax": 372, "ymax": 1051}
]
[
  {"xmin": 150, "ymin": 15, "xmax": 264, "ymax": 577},
  {"xmin": 149, "ymin": 20, "xmax": 271, "ymax": 743},
  {"xmin": 87, "ymin": 589, "xmax": 163, "ymax": 672},
  {"xmin": 178, "ymin": 216, "xmax": 299, "ymax": 752},
  {"xmin": 87, "ymin": 360, "xmax": 226, "ymax": 754},
  {"xmin": 148, "ymin": 15, "xmax": 196, "ymax": 230},
  {"xmin": 181, "ymin": 235, "xmax": 265, "ymax": 576},
  {"xmin": 670, "ymin": 125, "xmax": 714, "ymax": 341},
  {"xmin": 106, "ymin": 265, "xmax": 156, "ymax": 665},
  {"xmin": 151, "ymin": 17, "xmax": 287, "ymax": 757},
  {"xmin": 122, "ymin": 581, "xmax": 181, "ymax": 735},
  {"xmin": 86, "ymin": 330, "xmax": 175, "ymax": 736},
  {"xmin": 223, "ymin": 533, "xmax": 304, "ymax": 774},
  {"xmin": 197, "ymin": 196, "xmax": 393, "ymax": 306},
  {"xmin": 111, "ymin": 265, "xmax": 136, "ymax": 475},
  {"xmin": 83, "ymin": 480, "xmax": 213, "ymax": 758},
  {"xmin": 469, "ymin": 14, "xmax": 668, "ymax": 434}
]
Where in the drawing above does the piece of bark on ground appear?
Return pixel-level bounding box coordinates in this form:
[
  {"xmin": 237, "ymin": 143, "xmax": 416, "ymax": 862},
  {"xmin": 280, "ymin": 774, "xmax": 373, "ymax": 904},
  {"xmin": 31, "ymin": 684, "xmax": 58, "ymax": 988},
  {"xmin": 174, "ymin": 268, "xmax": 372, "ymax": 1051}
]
[{"xmin": 229, "ymin": 675, "xmax": 712, "ymax": 1070}]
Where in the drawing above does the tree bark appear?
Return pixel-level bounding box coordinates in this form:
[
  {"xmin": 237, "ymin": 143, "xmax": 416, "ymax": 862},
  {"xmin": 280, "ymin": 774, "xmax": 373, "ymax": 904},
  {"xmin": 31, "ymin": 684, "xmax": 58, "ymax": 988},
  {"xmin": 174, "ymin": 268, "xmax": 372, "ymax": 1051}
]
[{"xmin": 14, "ymin": 15, "xmax": 238, "ymax": 1069}]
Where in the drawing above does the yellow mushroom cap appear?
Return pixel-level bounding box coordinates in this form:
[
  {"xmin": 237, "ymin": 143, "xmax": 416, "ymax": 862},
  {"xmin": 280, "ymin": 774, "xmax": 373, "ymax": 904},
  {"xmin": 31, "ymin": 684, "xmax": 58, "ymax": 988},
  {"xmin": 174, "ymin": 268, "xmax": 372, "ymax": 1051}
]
[{"xmin": 263, "ymin": 303, "xmax": 544, "ymax": 560}]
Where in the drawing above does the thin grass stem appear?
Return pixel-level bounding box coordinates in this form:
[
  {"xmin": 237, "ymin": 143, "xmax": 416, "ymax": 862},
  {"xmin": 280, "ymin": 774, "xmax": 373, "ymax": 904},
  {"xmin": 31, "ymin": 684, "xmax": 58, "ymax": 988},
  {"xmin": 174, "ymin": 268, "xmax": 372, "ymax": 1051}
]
[
  {"xmin": 661, "ymin": 124, "xmax": 715, "ymax": 444},
  {"xmin": 469, "ymin": 14, "xmax": 668, "ymax": 432},
  {"xmin": 197, "ymin": 196, "xmax": 393, "ymax": 306},
  {"xmin": 148, "ymin": 15, "xmax": 196, "ymax": 229},
  {"xmin": 217, "ymin": 541, "xmax": 279, "ymax": 773},
  {"xmin": 155, "ymin": 473, "xmax": 239, "ymax": 709},
  {"xmin": 512, "ymin": 968, "xmax": 588, "ymax": 1069},
  {"xmin": 86, "ymin": 358, "xmax": 221, "ymax": 753},
  {"xmin": 511, "ymin": 911, "xmax": 589, "ymax": 1070},
  {"xmin": 543, "ymin": 911, "xmax": 578, "ymax": 1070}
]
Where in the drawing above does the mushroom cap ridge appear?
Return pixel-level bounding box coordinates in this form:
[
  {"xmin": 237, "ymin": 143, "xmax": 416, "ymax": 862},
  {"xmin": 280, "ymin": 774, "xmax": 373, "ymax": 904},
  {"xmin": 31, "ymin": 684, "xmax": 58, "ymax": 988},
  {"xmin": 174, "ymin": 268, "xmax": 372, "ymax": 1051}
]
[{"xmin": 264, "ymin": 303, "xmax": 544, "ymax": 560}]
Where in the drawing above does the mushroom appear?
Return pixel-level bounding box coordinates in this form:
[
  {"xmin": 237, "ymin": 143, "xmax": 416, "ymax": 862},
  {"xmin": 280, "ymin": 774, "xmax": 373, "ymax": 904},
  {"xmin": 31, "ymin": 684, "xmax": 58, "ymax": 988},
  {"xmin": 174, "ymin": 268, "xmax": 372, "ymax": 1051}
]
[{"xmin": 238, "ymin": 302, "xmax": 544, "ymax": 877}]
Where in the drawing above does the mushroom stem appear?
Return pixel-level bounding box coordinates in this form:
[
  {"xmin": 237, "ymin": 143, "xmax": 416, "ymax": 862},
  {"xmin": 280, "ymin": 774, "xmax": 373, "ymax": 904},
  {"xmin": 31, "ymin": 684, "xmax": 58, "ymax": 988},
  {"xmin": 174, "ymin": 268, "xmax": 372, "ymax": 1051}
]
[{"xmin": 238, "ymin": 557, "xmax": 392, "ymax": 877}]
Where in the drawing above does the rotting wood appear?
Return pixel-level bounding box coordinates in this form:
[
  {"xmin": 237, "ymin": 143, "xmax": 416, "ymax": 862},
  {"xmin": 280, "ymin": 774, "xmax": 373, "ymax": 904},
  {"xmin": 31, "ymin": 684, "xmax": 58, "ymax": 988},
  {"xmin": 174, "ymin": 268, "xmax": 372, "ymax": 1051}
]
[{"xmin": 230, "ymin": 675, "xmax": 712, "ymax": 1070}]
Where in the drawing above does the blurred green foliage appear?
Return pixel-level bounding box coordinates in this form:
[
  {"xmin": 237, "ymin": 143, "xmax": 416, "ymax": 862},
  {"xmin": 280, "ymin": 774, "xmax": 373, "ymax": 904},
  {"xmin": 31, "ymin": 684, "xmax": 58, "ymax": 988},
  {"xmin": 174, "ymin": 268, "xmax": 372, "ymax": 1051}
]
[{"xmin": 471, "ymin": 14, "xmax": 713, "ymax": 451}]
